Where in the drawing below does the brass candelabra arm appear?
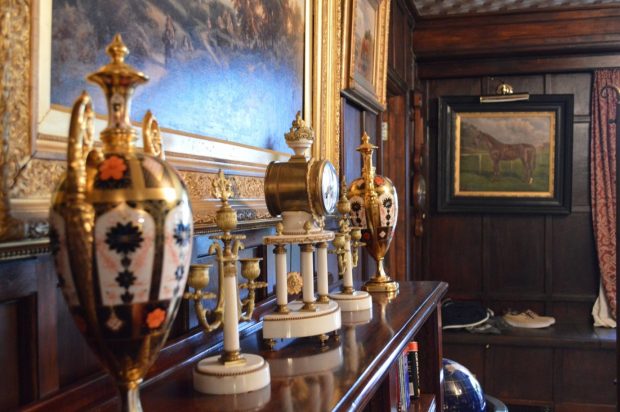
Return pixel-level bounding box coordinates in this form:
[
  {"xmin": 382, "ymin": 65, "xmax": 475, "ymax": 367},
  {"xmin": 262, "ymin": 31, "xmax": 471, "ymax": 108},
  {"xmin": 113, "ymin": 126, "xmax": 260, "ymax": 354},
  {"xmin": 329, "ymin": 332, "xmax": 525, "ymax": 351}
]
[
  {"xmin": 183, "ymin": 289, "xmax": 220, "ymax": 332},
  {"xmin": 183, "ymin": 265, "xmax": 222, "ymax": 332},
  {"xmin": 349, "ymin": 228, "xmax": 365, "ymax": 268},
  {"xmin": 328, "ymin": 247, "xmax": 347, "ymax": 278},
  {"xmin": 329, "ymin": 232, "xmax": 348, "ymax": 277},
  {"xmin": 238, "ymin": 258, "xmax": 265, "ymax": 321},
  {"xmin": 232, "ymin": 237, "xmax": 245, "ymax": 258},
  {"xmin": 239, "ymin": 280, "xmax": 268, "ymax": 320}
]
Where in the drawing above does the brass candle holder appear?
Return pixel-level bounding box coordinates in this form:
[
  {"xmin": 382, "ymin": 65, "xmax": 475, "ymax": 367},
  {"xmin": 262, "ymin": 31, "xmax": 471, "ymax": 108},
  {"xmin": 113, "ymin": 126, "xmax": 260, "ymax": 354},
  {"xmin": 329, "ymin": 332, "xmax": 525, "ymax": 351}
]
[
  {"xmin": 183, "ymin": 170, "xmax": 270, "ymax": 395},
  {"xmin": 328, "ymin": 177, "xmax": 373, "ymax": 312}
]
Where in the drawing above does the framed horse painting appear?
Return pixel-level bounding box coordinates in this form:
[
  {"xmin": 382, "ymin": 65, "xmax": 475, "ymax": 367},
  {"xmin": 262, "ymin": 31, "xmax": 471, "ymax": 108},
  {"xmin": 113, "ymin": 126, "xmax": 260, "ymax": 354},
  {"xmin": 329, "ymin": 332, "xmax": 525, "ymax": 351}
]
[{"xmin": 437, "ymin": 95, "xmax": 573, "ymax": 213}]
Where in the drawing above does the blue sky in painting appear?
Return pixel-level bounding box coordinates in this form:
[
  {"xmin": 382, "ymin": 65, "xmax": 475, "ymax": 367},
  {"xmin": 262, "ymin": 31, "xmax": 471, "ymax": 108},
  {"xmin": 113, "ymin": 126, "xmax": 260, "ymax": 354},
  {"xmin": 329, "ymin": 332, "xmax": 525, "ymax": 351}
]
[{"xmin": 51, "ymin": 0, "xmax": 305, "ymax": 154}]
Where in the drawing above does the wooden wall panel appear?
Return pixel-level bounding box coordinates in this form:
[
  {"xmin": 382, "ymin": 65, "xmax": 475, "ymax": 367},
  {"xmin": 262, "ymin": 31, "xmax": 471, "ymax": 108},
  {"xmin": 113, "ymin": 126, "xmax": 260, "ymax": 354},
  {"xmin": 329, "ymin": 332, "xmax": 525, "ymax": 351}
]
[
  {"xmin": 547, "ymin": 73, "xmax": 592, "ymax": 116},
  {"xmin": 486, "ymin": 346, "xmax": 554, "ymax": 403},
  {"xmin": 427, "ymin": 215, "xmax": 482, "ymax": 295},
  {"xmin": 550, "ymin": 301, "xmax": 599, "ymax": 326},
  {"xmin": 0, "ymin": 302, "xmax": 21, "ymax": 410},
  {"xmin": 413, "ymin": 7, "xmax": 620, "ymax": 60},
  {"xmin": 483, "ymin": 74, "xmax": 545, "ymax": 95},
  {"xmin": 551, "ymin": 214, "xmax": 598, "ymax": 296},
  {"xmin": 571, "ymin": 123, "xmax": 591, "ymax": 208},
  {"xmin": 484, "ymin": 216, "xmax": 546, "ymax": 295},
  {"xmin": 384, "ymin": 94, "xmax": 410, "ymax": 281},
  {"xmin": 555, "ymin": 348, "xmax": 616, "ymax": 405}
]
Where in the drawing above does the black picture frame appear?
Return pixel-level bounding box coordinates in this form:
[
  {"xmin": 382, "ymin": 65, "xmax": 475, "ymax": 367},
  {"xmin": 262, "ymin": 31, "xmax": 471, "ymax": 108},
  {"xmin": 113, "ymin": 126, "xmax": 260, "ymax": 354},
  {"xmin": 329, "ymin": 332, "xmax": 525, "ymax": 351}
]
[{"xmin": 437, "ymin": 95, "xmax": 573, "ymax": 214}]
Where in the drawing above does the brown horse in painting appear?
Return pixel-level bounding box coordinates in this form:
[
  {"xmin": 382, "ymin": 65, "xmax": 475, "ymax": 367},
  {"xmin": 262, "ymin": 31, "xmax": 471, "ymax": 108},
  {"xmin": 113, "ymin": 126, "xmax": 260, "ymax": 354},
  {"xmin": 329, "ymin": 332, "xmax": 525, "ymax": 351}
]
[{"xmin": 473, "ymin": 131, "xmax": 537, "ymax": 184}]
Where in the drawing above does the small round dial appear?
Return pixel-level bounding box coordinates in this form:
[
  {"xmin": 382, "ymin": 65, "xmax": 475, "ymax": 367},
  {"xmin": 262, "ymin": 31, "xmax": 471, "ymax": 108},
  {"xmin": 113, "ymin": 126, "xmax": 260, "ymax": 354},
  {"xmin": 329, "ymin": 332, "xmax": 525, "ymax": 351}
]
[{"xmin": 320, "ymin": 161, "xmax": 339, "ymax": 214}]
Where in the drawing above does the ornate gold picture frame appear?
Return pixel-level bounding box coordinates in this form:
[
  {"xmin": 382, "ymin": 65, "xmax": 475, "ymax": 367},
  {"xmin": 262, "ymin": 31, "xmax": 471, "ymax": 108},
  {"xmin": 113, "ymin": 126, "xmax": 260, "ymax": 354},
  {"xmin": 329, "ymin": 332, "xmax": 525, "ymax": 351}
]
[
  {"xmin": 0, "ymin": 0, "xmax": 341, "ymax": 243},
  {"xmin": 341, "ymin": 0, "xmax": 390, "ymax": 112}
]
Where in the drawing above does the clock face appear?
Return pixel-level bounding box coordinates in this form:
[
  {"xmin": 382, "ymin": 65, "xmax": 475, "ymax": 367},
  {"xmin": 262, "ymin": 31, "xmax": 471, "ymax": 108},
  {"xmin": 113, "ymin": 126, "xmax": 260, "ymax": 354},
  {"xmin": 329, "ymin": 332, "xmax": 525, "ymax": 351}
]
[{"xmin": 321, "ymin": 161, "xmax": 339, "ymax": 214}]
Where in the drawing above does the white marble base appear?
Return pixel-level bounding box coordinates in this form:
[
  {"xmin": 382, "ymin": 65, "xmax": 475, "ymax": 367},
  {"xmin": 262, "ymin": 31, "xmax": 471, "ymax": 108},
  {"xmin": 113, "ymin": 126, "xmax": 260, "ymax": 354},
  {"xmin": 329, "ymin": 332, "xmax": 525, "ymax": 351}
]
[
  {"xmin": 193, "ymin": 354, "xmax": 270, "ymax": 395},
  {"xmin": 281, "ymin": 211, "xmax": 319, "ymax": 235},
  {"xmin": 329, "ymin": 290, "xmax": 373, "ymax": 312},
  {"xmin": 262, "ymin": 300, "xmax": 341, "ymax": 340}
]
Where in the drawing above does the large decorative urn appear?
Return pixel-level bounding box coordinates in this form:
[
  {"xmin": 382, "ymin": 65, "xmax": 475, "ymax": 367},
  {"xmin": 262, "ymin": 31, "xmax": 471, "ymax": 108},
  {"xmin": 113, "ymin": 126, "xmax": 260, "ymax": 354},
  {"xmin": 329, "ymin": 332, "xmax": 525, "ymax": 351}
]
[
  {"xmin": 347, "ymin": 132, "xmax": 399, "ymax": 293},
  {"xmin": 49, "ymin": 35, "xmax": 193, "ymax": 412}
]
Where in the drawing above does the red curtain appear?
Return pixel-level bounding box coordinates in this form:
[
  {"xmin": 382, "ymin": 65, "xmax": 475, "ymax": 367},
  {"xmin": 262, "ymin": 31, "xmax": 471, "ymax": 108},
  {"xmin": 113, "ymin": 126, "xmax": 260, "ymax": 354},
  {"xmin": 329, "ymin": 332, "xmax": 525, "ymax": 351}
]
[{"xmin": 591, "ymin": 69, "xmax": 618, "ymax": 320}]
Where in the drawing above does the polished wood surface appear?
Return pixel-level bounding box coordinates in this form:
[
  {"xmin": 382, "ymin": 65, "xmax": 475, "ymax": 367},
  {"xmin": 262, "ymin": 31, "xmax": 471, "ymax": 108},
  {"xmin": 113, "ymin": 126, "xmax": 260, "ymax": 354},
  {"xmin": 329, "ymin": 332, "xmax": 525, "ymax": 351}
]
[
  {"xmin": 138, "ymin": 281, "xmax": 447, "ymax": 412},
  {"xmin": 22, "ymin": 281, "xmax": 447, "ymax": 411}
]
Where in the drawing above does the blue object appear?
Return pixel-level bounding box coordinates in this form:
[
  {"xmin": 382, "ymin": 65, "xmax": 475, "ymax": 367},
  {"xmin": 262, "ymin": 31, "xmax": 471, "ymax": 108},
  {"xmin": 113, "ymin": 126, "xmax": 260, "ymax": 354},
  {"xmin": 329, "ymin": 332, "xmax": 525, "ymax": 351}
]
[{"xmin": 443, "ymin": 358, "xmax": 487, "ymax": 412}]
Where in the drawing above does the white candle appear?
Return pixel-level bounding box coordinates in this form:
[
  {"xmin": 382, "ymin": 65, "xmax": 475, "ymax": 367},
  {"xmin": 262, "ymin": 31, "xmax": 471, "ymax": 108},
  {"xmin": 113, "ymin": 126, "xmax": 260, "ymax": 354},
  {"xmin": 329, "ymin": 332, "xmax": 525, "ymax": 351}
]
[
  {"xmin": 344, "ymin": 239, "xmax": 354, "ymax": 290},
  {"xmin": 275, "ymin": 245, "xmax": 288, "ymax": 306},
  {"xmin": 223, "ymin": 271, "xmax": 239, "ymax": 352},
  {"xmin": 300, "ymin": 243, "xmax": 315, "ymax": 303},
  {"xmin": 316, "ymin": 242, "xmax": 328, "ymax": 297}
]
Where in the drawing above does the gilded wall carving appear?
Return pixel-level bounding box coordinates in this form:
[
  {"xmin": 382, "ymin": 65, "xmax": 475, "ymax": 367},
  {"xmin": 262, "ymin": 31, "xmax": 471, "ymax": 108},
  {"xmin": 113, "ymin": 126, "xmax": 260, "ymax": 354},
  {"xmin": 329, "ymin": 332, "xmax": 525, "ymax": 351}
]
[
  {"xmin": 2, "ymin": 0, "xmax": 31, "ymax": 185},
  {"xmin": 0, "ymin": 0, "xmax": 31, "ymax": 240},
  {"xmin": 179, "ymin": 171, "xmax": 264, "ymax": 201},
  {"xmin": 11, "ymin": 159, "xmax": 65, "ymax": 197}
]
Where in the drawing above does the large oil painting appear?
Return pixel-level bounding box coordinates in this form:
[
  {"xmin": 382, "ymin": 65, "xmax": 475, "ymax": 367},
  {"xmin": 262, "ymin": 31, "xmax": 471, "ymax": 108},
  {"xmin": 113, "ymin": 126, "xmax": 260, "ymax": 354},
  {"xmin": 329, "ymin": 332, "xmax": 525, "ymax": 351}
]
[
  {"xmin": 456, "ymin": 112, "xmax": 555, "ymax": 196},
  {"xmin": 51, "ymin": 0, "xmax": 305, "ymax": 153},
  {"xmin": 438, "ymin": 96, "xmax": 573, "ymax": 214}
]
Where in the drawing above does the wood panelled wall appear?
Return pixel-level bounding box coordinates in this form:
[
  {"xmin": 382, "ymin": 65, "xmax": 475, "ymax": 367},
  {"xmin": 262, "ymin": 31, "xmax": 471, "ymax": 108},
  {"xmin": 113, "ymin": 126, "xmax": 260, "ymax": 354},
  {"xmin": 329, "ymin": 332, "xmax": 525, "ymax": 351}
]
[
  {"xmin": 413, "ymin": 5, "xmax": 619, "ymax": 410},
  {"xmin": 422, "ymin": 73, "xmax": 599, "ymax": 320},
  {"xmin": 414, "ymin": 5, "xmax": 620, "ymax": 323}
]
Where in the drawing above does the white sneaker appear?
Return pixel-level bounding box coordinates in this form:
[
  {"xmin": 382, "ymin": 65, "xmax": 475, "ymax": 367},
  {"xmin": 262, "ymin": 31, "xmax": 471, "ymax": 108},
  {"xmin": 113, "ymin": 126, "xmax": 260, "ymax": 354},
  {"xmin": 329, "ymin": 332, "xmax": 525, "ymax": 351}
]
[{"xmin": 503, "ymin": 310, "xmax": 556, "ymax": 329}]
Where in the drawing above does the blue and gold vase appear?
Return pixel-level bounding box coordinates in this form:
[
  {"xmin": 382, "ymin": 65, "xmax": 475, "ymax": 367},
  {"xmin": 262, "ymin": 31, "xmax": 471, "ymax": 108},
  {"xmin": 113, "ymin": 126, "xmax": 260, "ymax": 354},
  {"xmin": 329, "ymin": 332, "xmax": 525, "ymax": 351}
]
[
  {"xmin": 347, "ymin": 132, "xmax": 399, "ymax": 293},
  {"xmin": 49, "ymin": 35, "xmax": 193, "ymax": 411}
]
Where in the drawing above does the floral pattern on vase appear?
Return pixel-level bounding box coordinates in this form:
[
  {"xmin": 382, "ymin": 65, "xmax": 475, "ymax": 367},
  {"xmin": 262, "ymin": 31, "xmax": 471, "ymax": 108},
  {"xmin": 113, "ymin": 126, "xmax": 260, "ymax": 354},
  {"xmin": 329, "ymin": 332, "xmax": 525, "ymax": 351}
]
[
  {"xmin": 378, "ymin": 191, "xmax": 397, "ymax": 228},
  {"xmin": 95, "ymin": 202, "xmax": 156, "ymax": 306},
  {"xmin": 349, "ymin": 194, "xmax": 367, "ymax": 228},
  {"xmin": 159, "ymin": 202, "xmax": 193, "ymax": 300}
]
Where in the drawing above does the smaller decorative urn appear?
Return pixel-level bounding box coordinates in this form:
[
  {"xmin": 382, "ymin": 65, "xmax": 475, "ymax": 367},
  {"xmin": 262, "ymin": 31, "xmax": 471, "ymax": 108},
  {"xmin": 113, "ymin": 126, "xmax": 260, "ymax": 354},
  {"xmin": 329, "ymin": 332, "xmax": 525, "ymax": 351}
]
[
  {"xmin": 49, "ymin": 35, "xmax": 193, "ymax": 412},
  {"xmin": 347, "ymin": 132, "xmax": 399, "ymax": 293}
]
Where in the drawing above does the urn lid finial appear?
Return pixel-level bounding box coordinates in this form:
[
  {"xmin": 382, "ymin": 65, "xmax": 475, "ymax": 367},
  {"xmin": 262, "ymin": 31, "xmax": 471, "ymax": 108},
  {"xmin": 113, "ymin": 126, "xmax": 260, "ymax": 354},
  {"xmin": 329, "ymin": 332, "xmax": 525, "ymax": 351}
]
[
  {"xmin": 356, "ymin": 132, "xmax": 377, "ymax": 156},
  {"xmin": 106, "ymin": 34, "xmax": 129, "ymax": 64},
  {"xmin": 284, "ymin": 111, "xmax": 314, "ymax": 159},
  {"xmin": 87, "ymin": 34, "xmax": 149, "ymax": 153}
]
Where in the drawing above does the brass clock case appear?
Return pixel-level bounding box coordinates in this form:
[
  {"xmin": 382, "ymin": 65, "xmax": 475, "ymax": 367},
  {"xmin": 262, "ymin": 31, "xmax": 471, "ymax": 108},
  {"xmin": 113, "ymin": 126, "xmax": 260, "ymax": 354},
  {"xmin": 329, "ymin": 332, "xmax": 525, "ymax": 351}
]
[{"xmin": 265, "ymin": 157, "xmax": 337, "ymax": 217}]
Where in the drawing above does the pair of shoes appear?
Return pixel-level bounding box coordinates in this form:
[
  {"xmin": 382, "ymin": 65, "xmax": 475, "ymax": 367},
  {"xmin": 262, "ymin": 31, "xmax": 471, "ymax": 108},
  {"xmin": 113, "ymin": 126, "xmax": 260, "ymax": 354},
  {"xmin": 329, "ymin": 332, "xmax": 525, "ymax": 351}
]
[{"xmin": 503, "ymin": 310, "xmax": 555, "ymax": 329}]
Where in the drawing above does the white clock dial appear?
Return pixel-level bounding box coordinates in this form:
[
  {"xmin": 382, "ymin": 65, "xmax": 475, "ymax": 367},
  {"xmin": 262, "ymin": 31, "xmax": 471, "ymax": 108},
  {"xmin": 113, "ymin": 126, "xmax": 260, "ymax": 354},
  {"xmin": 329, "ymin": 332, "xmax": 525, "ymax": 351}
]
[{"xmin": 321, "ymin": 162, "xmax": 339, "ymax": 214}]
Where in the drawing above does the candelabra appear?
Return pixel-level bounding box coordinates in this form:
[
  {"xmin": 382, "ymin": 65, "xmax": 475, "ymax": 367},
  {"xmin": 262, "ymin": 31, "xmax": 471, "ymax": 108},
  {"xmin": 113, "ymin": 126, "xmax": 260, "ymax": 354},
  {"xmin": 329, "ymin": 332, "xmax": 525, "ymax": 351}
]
[
  {"xmin": 184, "ymin": 170, "xmax": 270, "ymax": 395},
  {"xmin": 328, "ymin": 177, "xmax": 373, "ymax": 312}
]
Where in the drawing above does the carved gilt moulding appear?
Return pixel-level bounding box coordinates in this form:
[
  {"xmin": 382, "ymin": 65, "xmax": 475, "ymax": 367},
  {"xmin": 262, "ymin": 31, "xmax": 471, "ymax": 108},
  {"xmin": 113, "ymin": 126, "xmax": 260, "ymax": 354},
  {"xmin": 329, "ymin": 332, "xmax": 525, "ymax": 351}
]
[{"xmin": 0, "ymin": 0, "xmax": 342, "ymax": 247}]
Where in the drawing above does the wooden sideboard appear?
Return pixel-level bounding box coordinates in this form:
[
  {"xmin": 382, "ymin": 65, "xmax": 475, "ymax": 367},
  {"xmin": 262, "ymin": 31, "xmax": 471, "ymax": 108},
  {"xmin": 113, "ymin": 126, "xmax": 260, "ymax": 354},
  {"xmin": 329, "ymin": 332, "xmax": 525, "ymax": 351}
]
[{"xmin": 22, "ymin": 281, "xmax": 447, "ymax": 412}]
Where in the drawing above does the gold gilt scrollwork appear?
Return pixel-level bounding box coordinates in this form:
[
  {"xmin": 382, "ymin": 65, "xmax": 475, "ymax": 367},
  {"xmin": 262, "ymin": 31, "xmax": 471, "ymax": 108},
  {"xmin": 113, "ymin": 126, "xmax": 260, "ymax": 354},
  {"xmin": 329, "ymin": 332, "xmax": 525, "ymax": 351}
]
[
  {"xmin": 142, "ymin": 110, "xmax": 164, "ymax": 160},
  {"xmin": 0, "ymin": 0, "xmax": 30, "ymax": 241}
]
